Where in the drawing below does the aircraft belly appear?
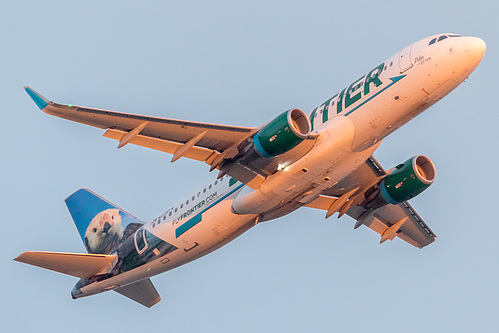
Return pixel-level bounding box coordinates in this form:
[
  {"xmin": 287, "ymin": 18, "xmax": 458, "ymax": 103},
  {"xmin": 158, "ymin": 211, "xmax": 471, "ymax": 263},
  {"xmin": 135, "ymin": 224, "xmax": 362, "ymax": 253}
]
[
  {"xmin": 262, "ymin": 141, "xmax": 382, "ymax": 221},
  {"xmin": 232, "ymin": 124, "xmax": 380, "ymax": 218}
]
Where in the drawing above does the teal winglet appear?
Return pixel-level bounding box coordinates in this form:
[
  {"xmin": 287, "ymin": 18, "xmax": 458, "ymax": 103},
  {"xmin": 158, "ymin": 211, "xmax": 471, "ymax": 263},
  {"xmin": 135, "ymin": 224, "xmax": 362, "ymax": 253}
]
[{"xmin": 24, "ymin": 86, "xmax": 51, "ymax": 110}]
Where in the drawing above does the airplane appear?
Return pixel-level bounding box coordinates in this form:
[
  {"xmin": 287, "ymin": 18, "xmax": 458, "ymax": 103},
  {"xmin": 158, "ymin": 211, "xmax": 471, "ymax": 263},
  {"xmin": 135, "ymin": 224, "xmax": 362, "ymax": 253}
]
[{"xmin": 16, "ymin": 33, "xmax": 485, "ymax": 307}]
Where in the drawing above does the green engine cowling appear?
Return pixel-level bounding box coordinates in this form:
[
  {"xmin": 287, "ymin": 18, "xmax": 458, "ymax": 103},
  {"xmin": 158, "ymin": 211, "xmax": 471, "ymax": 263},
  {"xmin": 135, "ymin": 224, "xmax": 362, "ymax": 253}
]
[
  {"xmin": 379, "ymin": 155, "xmax": 436, "ymax": 204},
  {"xmin": 254, "ymin": 108, "xmax": 311, "ymax": 157}
]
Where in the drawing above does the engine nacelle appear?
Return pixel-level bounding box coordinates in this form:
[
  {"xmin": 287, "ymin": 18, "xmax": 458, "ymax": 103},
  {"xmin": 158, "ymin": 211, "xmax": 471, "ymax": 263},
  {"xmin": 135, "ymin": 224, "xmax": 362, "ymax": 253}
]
[
  {"xmin": 379, "ymin": 155, "xmax": 436, "ymax": 204},
  {"xmin": 253, "ymin": 108, "xmax": 311, "ymax": 157}
]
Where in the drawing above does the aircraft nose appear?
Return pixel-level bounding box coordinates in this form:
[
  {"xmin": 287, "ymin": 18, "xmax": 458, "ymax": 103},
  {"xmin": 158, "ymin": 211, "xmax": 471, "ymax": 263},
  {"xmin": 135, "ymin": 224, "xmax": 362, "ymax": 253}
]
[{"xmin": 463, "ymin": 37, "xmax": 486, "ymax": 64}]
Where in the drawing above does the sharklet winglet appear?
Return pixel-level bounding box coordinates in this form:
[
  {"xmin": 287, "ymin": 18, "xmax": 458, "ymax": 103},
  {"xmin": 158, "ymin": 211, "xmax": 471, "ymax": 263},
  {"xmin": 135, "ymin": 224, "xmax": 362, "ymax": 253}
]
[{"xmin": 24, "ymin": 86, "xmax": 52, "ymax": 110}]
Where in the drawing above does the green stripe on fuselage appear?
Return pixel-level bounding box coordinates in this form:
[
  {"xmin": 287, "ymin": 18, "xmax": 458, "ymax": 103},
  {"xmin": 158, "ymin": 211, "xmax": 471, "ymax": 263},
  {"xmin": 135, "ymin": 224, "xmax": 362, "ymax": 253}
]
[{"xmin": 344, "ymin": 75, "xmax": 405, "ymax": 116}]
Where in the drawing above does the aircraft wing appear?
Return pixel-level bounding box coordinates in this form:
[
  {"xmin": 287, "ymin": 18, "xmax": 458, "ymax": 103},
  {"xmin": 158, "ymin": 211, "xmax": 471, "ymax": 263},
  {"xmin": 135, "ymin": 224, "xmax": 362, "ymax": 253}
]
[
  {"xmin": 306, "ymin": 157, "xmax": 436, "ymax": 248},
  {"xmin": 346, "ymin": 201, "xmax": 436, "ymax": 248},
  {"xmin": 25, "ymin": 87, "xmax": 266, "ymax": 188}
]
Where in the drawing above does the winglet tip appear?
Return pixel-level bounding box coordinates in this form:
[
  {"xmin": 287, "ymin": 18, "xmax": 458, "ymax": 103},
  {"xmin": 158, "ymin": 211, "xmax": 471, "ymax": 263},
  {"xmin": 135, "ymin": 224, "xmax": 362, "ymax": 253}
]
[{"xmin": 24, "ymin": 86, "xmax": 51, "ymax": 110}]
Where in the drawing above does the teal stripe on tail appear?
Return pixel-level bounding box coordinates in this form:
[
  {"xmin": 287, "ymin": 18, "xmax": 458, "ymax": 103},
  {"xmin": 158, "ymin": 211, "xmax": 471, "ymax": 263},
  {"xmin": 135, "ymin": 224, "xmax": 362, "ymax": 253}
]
[{"xmin": 65, "ymin": 189, "xmax": 143, "ymax": 254}]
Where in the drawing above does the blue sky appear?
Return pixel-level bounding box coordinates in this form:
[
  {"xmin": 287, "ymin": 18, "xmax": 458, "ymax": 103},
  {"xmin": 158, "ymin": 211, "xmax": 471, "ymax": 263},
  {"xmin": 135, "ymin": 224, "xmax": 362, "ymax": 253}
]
[{"xmin": 2, "ymin": 1, "xmax": 498, "ymax": 332}]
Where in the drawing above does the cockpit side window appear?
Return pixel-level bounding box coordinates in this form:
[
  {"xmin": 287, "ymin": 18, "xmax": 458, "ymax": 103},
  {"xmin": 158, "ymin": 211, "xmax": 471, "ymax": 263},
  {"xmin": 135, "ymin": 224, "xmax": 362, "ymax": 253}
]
[{"xmin": 429, "ymin": 34, "xmax": 458, "ymax": 46}]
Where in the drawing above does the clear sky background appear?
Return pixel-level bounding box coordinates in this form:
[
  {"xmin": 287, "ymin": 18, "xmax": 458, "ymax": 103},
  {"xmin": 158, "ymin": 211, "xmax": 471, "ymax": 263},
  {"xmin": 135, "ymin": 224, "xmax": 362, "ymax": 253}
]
[{"xmin": 2, "ymin": 1, "xmax": 498, "ymax": 332}]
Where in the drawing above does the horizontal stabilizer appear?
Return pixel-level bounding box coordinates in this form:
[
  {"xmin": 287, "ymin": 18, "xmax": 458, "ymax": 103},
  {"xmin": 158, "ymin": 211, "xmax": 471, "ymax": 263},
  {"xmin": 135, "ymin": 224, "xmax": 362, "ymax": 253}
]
[
  {"xmin": 115, "ymin": 278, "xmax": 161, "ymax": 308},
  {"xmin": 14, "ymin": 251, "xmax": 117, "ymax": 279}
]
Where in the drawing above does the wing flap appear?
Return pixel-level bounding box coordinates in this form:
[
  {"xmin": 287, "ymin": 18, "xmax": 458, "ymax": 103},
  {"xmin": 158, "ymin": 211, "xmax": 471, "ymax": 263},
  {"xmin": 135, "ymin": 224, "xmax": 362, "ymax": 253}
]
[
  {"xmin": 14, "ymin": 251, "xmax": 117, "ymax": 279},
  {"xmin": 43, "ymin": 103, "xmax": 254, "ymax": 151},
  {"xmin": 46, "ymin": 103, "xmax": 254, "ymax": 150},
  {"xmin": 305, "ymin": 195, "xmax": 337, "ymax": 210},
  {"xmin": 307, "ymin": 199, "xmax": 436, "ymax": 248},
  {"xmin": 104, "ymin": 128, "xmax": 266, "ymax": 189},
  {"xmin": 350, "ymin": 202, "xmax": 436, "ymax": 248},
  {"xmin": 114, "ymin": 278, "xmax": 161, "ymax": 308},
  {"xmin": 104, "ymin": 128, "xmax": 216, "ymax": 162}
]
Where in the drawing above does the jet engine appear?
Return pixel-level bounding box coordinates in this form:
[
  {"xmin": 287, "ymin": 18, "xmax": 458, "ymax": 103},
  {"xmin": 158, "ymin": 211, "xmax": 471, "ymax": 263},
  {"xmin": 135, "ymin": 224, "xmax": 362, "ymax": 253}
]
[
  {"xmin": 365, "ymin": 155, "xmax": 436, "ymax": 209},
  {"xmin": 253, "ymin": 108, "xmax": 311, "ymax": 157}
]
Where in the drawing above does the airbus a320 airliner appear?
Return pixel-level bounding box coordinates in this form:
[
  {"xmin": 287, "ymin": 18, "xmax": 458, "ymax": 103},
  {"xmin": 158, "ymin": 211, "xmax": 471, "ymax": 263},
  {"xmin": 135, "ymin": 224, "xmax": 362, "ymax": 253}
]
[{"xmin": 16, "ymin": 33, "xmax": 485, "ymax": 307}]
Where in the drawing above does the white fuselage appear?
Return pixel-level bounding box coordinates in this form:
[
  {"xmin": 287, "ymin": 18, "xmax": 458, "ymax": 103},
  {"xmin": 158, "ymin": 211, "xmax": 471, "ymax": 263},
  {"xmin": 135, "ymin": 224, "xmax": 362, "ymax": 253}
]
[{"xmin": 76, "ymin": 34, "xmax": 485, "ymax": 298}]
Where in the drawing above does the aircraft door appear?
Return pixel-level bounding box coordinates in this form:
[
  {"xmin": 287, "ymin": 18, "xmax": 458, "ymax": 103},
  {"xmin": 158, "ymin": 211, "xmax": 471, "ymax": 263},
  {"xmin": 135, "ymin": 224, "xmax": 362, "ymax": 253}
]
[{"xmin": 398, "ymin": 44, "xmax": 413, "ymax": 73}]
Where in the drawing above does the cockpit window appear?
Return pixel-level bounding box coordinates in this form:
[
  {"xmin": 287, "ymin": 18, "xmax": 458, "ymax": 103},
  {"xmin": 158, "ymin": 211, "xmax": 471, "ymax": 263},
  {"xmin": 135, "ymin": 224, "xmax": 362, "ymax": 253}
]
[{"xmin": 429, "ymin": 34, "xmax": 460, "ymax": 46}]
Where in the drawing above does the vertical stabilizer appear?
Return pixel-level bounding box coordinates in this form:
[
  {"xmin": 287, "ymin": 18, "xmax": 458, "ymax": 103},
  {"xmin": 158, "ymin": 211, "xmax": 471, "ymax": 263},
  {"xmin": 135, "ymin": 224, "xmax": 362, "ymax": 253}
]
[{"xmin": 65, "ymin": 189, "xmax": 143, "ymax": 254}]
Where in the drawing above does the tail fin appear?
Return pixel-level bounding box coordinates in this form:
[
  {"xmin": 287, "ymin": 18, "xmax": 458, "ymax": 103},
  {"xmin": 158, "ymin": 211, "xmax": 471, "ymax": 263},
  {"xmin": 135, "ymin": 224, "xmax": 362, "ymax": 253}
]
[{"xmin": 65, "ymin": 189, "xmax": 143, "ymax": 254}]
